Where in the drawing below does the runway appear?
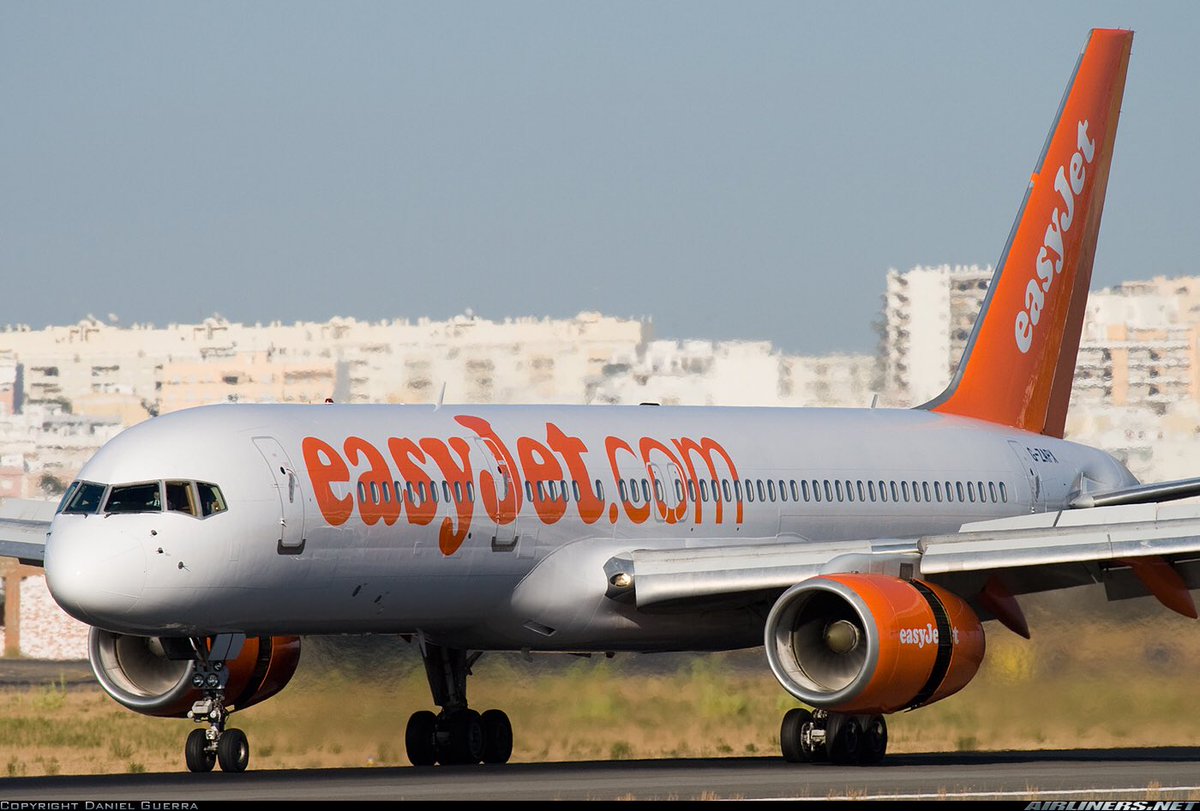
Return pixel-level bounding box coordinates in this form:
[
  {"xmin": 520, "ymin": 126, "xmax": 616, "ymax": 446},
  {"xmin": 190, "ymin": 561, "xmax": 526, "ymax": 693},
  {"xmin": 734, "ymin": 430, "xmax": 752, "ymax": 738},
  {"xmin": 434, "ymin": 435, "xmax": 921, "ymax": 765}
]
[{"xmin": 3, "ymin": 749, "xmax": 1199, "ymax": 801}]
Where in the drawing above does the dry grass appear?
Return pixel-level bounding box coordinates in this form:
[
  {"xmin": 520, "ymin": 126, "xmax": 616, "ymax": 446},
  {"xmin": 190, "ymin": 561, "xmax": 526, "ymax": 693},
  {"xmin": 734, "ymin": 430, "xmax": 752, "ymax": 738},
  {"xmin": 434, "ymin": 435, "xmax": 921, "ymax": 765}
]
[{"xmin": 2, "ymin": 591, "xmax": 1199, "ymax": 775}]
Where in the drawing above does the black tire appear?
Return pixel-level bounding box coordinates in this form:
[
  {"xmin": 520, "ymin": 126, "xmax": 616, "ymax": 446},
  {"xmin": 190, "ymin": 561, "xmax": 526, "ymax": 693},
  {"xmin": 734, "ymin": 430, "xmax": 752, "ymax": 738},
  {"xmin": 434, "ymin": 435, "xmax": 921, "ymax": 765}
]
[
  {"xmin": 481, "ymin": 709, "xmax": 513, "ymax": 765},
  {"xmin": 405, "ymin": 710, "xmax": 439, "ymax": 767},
  {"xmin": 779, "ymin": 708, "xmax": 813, "ymax": 763},
  {"xmin": 216, "ymin": 728, "xmax": 250, "ymax": 773},
  {"xmin": 439, "ymin": 709, "xmax": 484, "ymax": 765},
  {"xmin": 828, "ymin": 716, "xmax": 861, "ymax": 766},
  {"xmin": 185, "ymin": 728, "xmax": 215, "ymax": 773},
  {"xmin": 859, "ymin": 715, "xmax": 888, "ymax": 766}
]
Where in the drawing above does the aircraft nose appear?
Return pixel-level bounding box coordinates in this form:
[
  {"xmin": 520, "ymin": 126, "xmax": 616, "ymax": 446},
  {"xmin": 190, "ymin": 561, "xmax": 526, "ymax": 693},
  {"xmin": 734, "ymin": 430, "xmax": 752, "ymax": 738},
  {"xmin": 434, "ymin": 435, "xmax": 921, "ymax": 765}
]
[{"xmin": 44, "ymin": 517, "xmax": 147, "ymax": 626}]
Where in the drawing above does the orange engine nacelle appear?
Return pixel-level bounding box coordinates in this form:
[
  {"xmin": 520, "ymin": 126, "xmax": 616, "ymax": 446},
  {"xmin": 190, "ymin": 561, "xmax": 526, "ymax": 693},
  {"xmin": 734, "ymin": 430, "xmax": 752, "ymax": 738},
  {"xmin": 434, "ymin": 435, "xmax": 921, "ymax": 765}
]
[
  {"xmin": 764, "ymin": 574, "xmax": 985, "ymax": 714},
  {"xmin": 88, "ymin": 628, "xmax": 301, "ymax": 718}
]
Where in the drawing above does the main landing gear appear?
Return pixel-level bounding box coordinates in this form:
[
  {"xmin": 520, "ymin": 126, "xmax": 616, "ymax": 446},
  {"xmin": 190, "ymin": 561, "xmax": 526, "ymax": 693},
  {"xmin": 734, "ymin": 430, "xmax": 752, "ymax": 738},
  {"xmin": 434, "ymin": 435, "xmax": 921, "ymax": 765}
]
[
  {"xmin": 184, "ymin": 637, "xmax": 250, "ymax": 773},
  {"xmin": 780, "ymin": 708, "xmax": 888, "ymax": 766},
  {"xmin": 404, "ymin": 642, "xmax": 514, "ymax": 766}
]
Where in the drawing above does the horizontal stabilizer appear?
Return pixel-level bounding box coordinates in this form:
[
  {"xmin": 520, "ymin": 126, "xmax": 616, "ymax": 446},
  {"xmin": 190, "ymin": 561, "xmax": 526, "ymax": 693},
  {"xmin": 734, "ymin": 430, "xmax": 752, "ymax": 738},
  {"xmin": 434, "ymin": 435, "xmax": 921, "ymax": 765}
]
[{"xmin": 1069, "ymin": 476, "xmax": 1200, "ymax": 509}]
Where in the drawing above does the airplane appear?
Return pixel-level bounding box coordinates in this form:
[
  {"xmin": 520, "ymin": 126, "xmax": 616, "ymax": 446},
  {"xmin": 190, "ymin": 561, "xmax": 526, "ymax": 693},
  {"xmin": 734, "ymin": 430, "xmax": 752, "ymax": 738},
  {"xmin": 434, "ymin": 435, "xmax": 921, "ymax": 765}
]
[{"xmin": 2, "ymin": 27, "xmax": 1193, "ymax": 774}]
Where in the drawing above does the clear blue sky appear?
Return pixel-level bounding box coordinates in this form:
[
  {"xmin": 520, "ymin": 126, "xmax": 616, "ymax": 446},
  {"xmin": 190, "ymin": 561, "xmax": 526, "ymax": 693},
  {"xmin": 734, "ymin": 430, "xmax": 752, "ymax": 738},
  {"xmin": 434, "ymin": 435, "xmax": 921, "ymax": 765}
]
[{"xmin": 2, "ymin": 2, "xmax": 1196, "ymax": 354}]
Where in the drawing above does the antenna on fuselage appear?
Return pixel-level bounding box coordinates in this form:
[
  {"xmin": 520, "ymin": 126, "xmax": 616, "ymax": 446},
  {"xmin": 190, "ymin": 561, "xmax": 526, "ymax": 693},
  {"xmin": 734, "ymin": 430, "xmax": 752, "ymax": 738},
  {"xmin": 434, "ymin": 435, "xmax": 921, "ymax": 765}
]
[{"xmin": 434, "ymin": 382, "xmax": 446, "ymax": 411}]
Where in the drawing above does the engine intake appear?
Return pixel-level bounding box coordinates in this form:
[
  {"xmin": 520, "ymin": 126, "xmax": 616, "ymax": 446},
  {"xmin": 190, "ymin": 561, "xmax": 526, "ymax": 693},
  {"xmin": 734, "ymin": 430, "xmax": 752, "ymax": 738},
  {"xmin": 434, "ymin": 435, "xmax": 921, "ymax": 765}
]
[
  {"xmin": 89, "ymin": 629, "xmax": 301, "ymax": 718},
  {"xmin": 765, "ymin": 574, "xmax": 984, "ymax": 714}
]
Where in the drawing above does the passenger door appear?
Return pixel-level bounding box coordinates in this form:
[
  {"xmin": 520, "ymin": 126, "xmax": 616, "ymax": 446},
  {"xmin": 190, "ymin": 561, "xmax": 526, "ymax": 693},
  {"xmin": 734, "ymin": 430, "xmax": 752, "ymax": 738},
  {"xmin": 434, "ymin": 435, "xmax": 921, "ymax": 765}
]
[{"xmin": 253, "ymin": 437, "xmax": 307, "ymax": 553}]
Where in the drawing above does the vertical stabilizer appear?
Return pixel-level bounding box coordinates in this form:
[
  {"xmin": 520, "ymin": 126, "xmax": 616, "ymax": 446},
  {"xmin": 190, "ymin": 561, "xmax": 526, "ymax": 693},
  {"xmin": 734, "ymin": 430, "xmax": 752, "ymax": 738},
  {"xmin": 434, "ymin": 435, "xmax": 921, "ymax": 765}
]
[{"xmin": 923, "ymin": 29, "xmax": 1133, "ymax": 437}]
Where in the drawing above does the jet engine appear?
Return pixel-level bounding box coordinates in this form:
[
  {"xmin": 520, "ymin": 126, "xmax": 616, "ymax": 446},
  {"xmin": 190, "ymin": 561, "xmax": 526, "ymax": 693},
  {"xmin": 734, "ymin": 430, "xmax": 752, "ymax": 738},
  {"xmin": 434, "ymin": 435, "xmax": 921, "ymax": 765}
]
[
  {"xmin": 764, "ymin": 574, "xmax": 984, "ymax": 714},
  {"xmin": 89, "ymin": 628, "xmax": 301, "ymax": 718}
]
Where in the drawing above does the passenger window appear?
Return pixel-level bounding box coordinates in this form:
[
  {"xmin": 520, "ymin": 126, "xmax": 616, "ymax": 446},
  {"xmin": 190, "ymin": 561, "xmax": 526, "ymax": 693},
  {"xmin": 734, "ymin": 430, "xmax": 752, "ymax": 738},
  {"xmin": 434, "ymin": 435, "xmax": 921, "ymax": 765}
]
[
  {"xmin": 407, "ymin": 482, "xmax": 416, "ymax": 504},
  {"xmin": 595, "ymin": 479, "xmax": 605, "ymax": 501},
  {"xmin": 912, "ymin": 481, "xmax": 921, "ymax": 503},
  {"xmin": 573, "ymin": 480, "xmax": 582, "ymax": 502},
  {"xmin": 867, "ymin": 481, "xmax": 876, "ymax": 502},
  {"xmin": 687, "ymin": 480, "xmax": 697, "ymax": 501},
  {"xmin": 824, "ymin": 480, "xmax": 833, "ymax": 502},
  {"xmin": 544, "ymin": 481, "xmax": 553, "ymax": 501},
  {"xmin": 956, "ymin": 482, "xmax": 965, "ymax": 501},
  {"xmin": 370, "ymin": 482, "xmax": 380, "ymax": 504},
  {"xmin": 890, "ymin": 481, "xmax": 899, "ymax": 502},
  {"xmin": 746, "ymin": 481, "xmax": 756, "ymax": 502},
  {"xmin": 700, "ymin": 480, "xmax": 710, "ymax": 502},
  {"xmin": 978, "ymin": 481, "xmax": 987, "ymax": 502},
  {"xmin": 722, "ymin": 480, "xmax": 732, "ymax": 502},
  {"xmin": 999, "ymin": 481, "xmax": 1008, "ymax": 503},
  {"xmin": 525, "ymin": 481, "xmax": 534, "ymax": 501},
  {"xmin": 778, "ymin": 480, "xmax": 788, "ymax": 503},
  {"xmin": 467, "ymin": 482, "xmax": 475, "ymax": 502},
  {"xmin": 878, "ymin": 481, "xmax": 887, "ymax": 503},
  {"xmin": 801, "ymin": 480, "xmax": 810, "ymax": 502},
  {"xmin": 197, "ymin": 482, "xmax": 227, "ymax": 516},
  {"xmin": 357, "ymin": 482, "xmax": 367, "ymax": 503},
  {"xmin": 989, "ymin": 482, "xmax": 997, "ymax": 502},
  {"xmin": 835, "ymin": 480, "xmax": 844, "ymax": 501},
  {"xmin": 430, "ymin": 482, "xmax": 439, "ymax": 504},
  {"xmin": 676, "ymin": 480, "xmax": 685, "ymax": 501},
  {"xmin": 767, "ymin": 480, "xmax": 776, "ymax": 502},
  {"xmin": 420, "ymin": 482, "xmax": 430, "ymax": 504},
  {"xmin": 643, "ymin": 480, "xmax": 652, "ymax": 503},
  {"xmin": 934, "ymin": 481, "xmax": 942, "ymax": 502},
  {"xmin": 922, "ymin": 482, "xmax": 931, "ymax": 502},
  {"xmin": 901, "ymin": 481, "xmax": 910, "ymax": 502},
  {"xmin": 381, "ymin": 482, "xmax": 391, "ymax": 503},
  {"xmin": 754, "ymin": 480, "xmax": 763, "ymax": 501},
  {"xmin": 165, "ymin": 481, "xmax": 197, "ymax": 516},
  {"xmin": 734, "ymin": 480, "xmax": 742, "ymax": 502},
  {"xmin": 843, "ymin": 480, "xmax": 853, "ymax": 503},
  {"xmin": 454, "ymin": 482, "xmax": 463, "ymax": 502},
  {"xmin": 561, "ymin": 479, "xmax": 570, "ymax": 502},
  {"xmin": 857, "ymin": 481, "xmax": 865, "ymax": 502},
  {"xmin": 619, "ymin": 479, "xmax": 629, "ymax": 502},
  {"xmin": 967, "ymin": 481, "xmax": 976, "ymax": 502},
  {"xmin": 790, "ymin": 481, "xmax": 800, "ymax": 502}
]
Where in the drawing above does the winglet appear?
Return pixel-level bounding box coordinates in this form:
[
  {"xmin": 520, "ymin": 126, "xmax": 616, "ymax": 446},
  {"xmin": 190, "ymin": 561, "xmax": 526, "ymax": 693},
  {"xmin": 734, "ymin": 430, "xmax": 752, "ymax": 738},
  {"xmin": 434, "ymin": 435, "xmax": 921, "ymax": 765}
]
[{"xmin": 923, "ymin": 29, "xmax": 1133, "ymax": 437}]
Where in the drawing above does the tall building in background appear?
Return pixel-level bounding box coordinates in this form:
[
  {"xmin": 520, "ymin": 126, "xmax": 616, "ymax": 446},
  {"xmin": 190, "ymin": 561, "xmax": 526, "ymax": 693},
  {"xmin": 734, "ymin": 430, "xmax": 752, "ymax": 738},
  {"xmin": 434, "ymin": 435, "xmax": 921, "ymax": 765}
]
[{"xmin": 882, "ymin": 264, "xmax": 993, "ymax": 406}]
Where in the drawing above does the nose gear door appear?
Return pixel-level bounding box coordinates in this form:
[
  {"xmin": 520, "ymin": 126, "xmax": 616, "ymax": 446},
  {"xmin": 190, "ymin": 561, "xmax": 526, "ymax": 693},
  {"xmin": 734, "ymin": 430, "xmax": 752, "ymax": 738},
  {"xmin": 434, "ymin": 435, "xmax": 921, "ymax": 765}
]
[{"xmin": 253, "ymin": 437, "xmax": 307, "ymax": 553}]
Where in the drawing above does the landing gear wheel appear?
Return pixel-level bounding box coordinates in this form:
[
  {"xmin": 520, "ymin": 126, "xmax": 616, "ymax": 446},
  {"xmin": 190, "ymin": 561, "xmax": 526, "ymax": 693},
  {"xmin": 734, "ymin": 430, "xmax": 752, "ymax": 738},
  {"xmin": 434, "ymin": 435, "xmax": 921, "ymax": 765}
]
[
  {"xmin": 406, "ymin": 710, "xmax": 439, "ymax": 766},
  {"xmin": 217, "ymin": 728, "xmax": 250, "ymax": 773},
  {"xmin": 481, "ymin": 709, "xmax": 513, "ymax": 764},
  {"xmin": 780, "ymin": 708, "xmax": 813, "ymax": 763},
  {"xmin": 828, "ymin": 716, "xmax": 861, "ymax": 765},
  {"xmin": 439, "ymin": 709, "xmax": 485, "ymax": 765},
  {"xmin": 859, "ymin": 715, "xmax": 887, "ymax": 765},
  {"xmin": 185, "ymin": 728, "xmax": 215, "ymax": 773}
]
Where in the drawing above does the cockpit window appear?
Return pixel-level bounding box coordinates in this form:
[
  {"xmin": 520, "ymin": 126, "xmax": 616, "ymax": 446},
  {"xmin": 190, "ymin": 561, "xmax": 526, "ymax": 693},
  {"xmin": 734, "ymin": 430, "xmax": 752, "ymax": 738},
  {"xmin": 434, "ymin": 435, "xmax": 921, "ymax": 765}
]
[
  {"xmin": 165, "ymin": 481, "xmax": 197, "ymax": 516},
  {"xmin": 197, "ymin": 482, "xmax": 227, "ymax": 517},
  {"xmin": 105, "ymin": 482, "xmax": 163, "ymax": 514},
  {"xmin": 61, "ymin": 481, "xmax": 106, "ymax": 514}
]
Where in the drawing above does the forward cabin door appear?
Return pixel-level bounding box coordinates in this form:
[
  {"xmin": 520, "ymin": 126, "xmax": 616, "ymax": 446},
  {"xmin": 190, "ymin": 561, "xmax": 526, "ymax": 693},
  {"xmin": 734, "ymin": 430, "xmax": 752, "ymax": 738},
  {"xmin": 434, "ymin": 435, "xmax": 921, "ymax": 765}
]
[{"xmin": 253, "ymin": 436, "xmax": 307, "ymax": 553}]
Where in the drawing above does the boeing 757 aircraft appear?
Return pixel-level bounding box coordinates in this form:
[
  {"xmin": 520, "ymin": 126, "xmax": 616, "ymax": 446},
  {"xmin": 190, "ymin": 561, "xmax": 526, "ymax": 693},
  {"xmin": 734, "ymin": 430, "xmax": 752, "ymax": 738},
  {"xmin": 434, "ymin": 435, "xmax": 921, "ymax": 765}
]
[{"xmin": 3, "ymin": 28, "xmax": 1193, "ymax": 774}]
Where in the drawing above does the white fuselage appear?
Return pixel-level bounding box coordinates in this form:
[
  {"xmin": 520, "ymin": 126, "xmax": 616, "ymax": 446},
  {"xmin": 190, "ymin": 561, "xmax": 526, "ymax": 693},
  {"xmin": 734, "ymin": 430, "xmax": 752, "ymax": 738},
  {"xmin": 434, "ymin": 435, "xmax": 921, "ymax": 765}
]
[{"xmin": 43, "ymin": 403, "xmax": 1134, "ymax": 651}]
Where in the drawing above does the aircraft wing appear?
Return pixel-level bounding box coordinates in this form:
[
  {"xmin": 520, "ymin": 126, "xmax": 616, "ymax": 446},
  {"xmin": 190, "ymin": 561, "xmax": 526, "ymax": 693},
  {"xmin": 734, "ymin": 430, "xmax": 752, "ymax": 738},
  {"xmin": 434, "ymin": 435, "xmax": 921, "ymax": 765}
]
[
  {"xmin": 0, "ymin": 498, "xmax": 55, "ymax": 566},
  {"xmin": 608, "ymin": 502, "xmax": 1200, "ymax": 614}
]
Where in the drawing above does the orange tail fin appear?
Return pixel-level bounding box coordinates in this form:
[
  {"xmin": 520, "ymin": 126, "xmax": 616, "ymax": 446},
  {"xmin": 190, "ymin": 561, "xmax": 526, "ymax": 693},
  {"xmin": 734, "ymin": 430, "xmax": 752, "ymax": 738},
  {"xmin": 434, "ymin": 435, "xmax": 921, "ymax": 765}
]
[{"xmin": 923, "ymin": 29, "xmax": 1133, "ymax": 437}]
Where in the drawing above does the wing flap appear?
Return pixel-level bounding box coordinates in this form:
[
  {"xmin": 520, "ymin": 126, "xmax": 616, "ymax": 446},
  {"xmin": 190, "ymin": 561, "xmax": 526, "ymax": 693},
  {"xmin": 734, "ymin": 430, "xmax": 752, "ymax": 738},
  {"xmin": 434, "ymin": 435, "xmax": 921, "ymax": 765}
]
[{"xmin": 920, "ymin": 502, "xmax": 1200, "ymax": 575}]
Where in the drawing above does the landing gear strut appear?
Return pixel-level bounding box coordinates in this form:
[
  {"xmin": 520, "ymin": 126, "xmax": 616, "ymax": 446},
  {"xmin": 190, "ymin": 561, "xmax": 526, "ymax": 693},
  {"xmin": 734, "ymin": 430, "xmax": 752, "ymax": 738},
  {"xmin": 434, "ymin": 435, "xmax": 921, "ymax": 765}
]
[
  {"xmin": 405, "ymin": 641, "xmax": 513, "ymax": 766},
  {"xmin": 780, "ymin": 708, "xmax": 887, "ymax": 766},
  {"xmin": 183, "ymin": 636, "xmax": 250, "ymax": 773}
]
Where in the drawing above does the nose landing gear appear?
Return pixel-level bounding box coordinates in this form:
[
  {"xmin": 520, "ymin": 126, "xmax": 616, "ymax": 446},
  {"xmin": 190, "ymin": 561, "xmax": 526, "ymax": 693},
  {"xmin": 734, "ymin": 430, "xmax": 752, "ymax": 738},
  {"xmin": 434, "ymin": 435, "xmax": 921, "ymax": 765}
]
[
  {"xmin": 404, "ymin": 641, "xmax": 514, "ymax": 766},
  {"xmin": 183, "ymin": 638, "xmax": 251, "ymax": 773}
]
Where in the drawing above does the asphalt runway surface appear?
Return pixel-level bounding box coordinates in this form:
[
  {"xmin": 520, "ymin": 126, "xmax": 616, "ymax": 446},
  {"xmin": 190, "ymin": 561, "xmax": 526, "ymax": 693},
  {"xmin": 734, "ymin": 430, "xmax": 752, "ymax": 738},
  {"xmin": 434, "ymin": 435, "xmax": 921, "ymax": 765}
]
[{"xmin": 2, "ymin": 748, "xmax": 1199, "ymax": 801}]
